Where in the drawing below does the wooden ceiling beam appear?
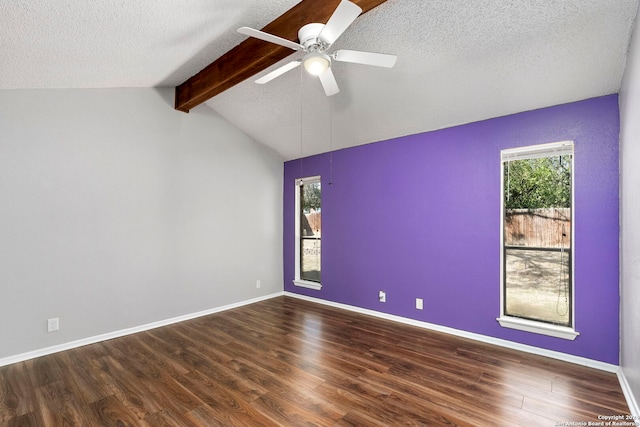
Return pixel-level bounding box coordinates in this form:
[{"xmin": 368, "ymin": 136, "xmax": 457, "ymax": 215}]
[{"xmin": 174, "ymin": 0, "xmax": 388, "ymax": 113}]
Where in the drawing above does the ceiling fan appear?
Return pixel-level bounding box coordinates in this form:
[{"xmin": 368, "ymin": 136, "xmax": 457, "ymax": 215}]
[{"xmin": 238, "ymin": 0, "xmax": 397, "ymax": 96}]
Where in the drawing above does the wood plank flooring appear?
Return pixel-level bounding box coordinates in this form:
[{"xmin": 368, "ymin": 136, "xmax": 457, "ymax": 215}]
[{"xmin": 0, "ymin": 296, "xmax": 630, "ymax": 426}]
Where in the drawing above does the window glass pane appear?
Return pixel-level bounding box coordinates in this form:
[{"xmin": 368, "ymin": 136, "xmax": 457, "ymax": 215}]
[
  {"xmin": 300, "ymin": 181, "xmax": 321, "ymax": 283},
  {"xmin": 301, "ymin": 238, "xmax": 321, "ymax": 282},
  {"xmin": 503, "ymin": 155, "xmax": 572, "ymax": 326}
]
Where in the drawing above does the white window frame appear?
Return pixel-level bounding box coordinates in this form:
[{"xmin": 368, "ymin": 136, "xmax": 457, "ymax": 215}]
[
  {"xmin": 294, "ymin": 176, "xmax": 322, "ymax": 290},
  {"xmin": 497, "ymin": 141, "xmax": 579, "ymax": 340}
]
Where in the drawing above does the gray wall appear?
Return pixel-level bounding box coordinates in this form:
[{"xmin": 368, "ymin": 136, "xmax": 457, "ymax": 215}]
[
  {"xmin": 620, "ymin": 1, "xmax": 640, "ymax": 414},
  {"xmin": 0, "ymin": 88, "xmax": 283, "ymax": 360}
]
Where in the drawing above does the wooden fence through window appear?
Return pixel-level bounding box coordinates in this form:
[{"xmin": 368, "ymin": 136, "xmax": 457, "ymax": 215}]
[{"xmin": 504, "ymin": 208, "xmax": 570, "ymax": 248}]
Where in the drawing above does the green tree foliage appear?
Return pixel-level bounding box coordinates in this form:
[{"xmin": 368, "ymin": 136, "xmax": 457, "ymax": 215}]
[
  {"xmin": 302, "ymin": 182, "xmax": 321, "ymax": 212},
  {"xmin": 504, "ymin": 156, "xmax": 571, "ymax": 209}
]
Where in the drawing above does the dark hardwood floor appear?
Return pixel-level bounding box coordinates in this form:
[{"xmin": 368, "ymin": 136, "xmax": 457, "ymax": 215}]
[{"xmin": 0, "ymin": 296, "xmax": 630, "ymax": 426}]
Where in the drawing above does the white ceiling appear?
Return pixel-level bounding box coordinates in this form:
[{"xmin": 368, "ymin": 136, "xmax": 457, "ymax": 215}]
[{"xmin": 2, "ymin": 0, "xmax": 638, "ymax": 160}]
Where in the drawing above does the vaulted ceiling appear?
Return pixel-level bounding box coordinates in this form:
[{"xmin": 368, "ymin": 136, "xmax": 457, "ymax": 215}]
[{"xmin": 3, "ymin": 0, "xmax": 638, "ymax": 160}]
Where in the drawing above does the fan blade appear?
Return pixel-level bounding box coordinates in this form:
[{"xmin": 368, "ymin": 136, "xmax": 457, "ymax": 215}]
[
  {"xmin": 318, "ymin": 68, "xmax": 340, "ymax": 96},
  {"xmin": 332, "ymin": 49, "xmax": 397, "ymax": 68},
  {"xmin": 256, "ymin": 61, "xmax": 301, "ymax": 84},
  {"xmin": 238, "ymin": 27, "xmax": 303, "ymax": 51},
  {"xmin": 317, "ymin": 0, "xmax": 362, "ymax": 47}
]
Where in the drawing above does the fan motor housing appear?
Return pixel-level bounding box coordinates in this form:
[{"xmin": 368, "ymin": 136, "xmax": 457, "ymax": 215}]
[{"xmin": 298, "ymin": 23, "xmax": 325, "ymax": 50}]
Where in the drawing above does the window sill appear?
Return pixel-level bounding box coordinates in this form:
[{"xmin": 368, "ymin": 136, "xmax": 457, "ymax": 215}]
[
  {"xmin": 293, "ymin": 280, "xmax": 322, "ymax": 290},
  {"xmin": 497, "ymin": 316, "xmax": 579, "ymax": 340}
]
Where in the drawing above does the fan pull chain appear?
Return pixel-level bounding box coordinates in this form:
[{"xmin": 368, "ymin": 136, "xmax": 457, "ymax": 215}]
[
  {"xmin": 329, "ymin": 97, "xmax": 334, "ymax": 185},
  {"xmin": 299, "ymin": 65, "xmax": 304, "ymax": 177}
]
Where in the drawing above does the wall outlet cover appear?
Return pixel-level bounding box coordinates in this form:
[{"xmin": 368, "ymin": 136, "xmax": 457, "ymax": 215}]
[{"xmin": 47, "ymin": 318, "xmax": 59, "ymax": 332}]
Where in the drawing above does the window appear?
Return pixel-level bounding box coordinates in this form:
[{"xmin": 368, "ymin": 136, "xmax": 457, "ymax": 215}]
[
  {"xmin": 294, "ymin": 176, "xmax": 322, "ymax": 290},
  {"xmin": 498, "ymin": 141, "xmax": 578, "ymax": 340}
]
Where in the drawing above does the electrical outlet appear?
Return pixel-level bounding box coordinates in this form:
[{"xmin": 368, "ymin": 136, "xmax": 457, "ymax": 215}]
[
  {"xmin": 47, "ymin": 318, "xmax": 59, "ymax": 332},
  {"xmin": 256, "ymin": 280, "xmax": 261, "ymax": 289},
  {"xmin": 416, "ymin": 298, "xmax": 424, "ymax": 310},
  {"xmin": 379, "ymin": 291, "xmax": 386, "ymax": 303}
]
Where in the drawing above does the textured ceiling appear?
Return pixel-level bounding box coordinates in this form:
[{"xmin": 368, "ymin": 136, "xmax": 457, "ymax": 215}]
[
  {"xmin": 2, "ymin": 0, "xmax": 638, "ymax": 160},
  {"xmin": 1, "ymin": 0, "xmax": 300, "ymax": 88}
]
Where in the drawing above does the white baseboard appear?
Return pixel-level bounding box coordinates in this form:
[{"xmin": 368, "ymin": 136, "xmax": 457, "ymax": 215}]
[
  {"xmin": 0, "ymin": 292, "xmax": 284, "ymax": 368},
  {"xmin": 284, "ymin": 292, "xmax": 619, "ymax": 373},
  {"xmin": 618, "ymin": 369, "xmax": 640, "ymax": 417}
]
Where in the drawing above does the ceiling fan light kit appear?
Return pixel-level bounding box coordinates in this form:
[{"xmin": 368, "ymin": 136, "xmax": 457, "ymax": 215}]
[
  {"xmin": 303, "ymin": 52, "xmax": 331, "ymax": 75},
  {"xmin": 237, "ymin": 0, "xmax": 397, "ymax": 96}
]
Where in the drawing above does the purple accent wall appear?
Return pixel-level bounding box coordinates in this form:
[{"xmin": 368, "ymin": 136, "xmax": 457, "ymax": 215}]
[{"xmin": 284, "ymin": 95, "xmax": 620, "ymax": 364}]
